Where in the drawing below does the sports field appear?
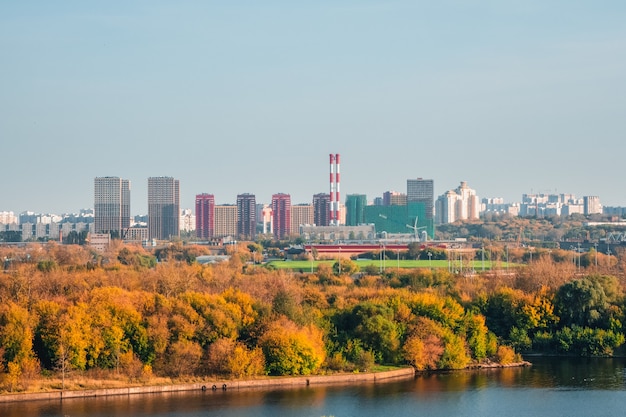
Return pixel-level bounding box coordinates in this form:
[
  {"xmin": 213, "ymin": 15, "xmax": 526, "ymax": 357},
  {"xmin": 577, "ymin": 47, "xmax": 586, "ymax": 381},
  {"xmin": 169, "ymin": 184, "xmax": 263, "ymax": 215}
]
[{"xmin": 266, "ymin": 259, "xmax": 507, "ymax": 272}]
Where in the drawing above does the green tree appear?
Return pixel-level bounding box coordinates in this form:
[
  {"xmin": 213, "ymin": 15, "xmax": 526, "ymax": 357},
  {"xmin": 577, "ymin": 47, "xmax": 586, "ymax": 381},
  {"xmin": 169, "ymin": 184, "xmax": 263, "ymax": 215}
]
[
  {"xmin": 334, "ymin": 301, "xmax": 401, "ymax": 364},
  {"xmin": 555, "ymin": 276, "xmax": 621, "ymax": 329},
  {"xmin": 463, "ymin": 313, "xmax": 491, "ymax": 360},
  {"xmin": 332, "ymin": 259, "xmax": 359, "ymax": 276}
]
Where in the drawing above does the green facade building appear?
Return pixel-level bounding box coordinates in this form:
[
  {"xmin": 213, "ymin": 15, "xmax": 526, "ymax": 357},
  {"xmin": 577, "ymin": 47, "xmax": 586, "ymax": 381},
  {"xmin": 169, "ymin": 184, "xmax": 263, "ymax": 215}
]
[
  {"xmin": 363, "ymin": 202, "xmax": 434, "ymax": 239},
  {"xmin": 345, "ymin": 194, "xmax": 367, "ymax": 226}
]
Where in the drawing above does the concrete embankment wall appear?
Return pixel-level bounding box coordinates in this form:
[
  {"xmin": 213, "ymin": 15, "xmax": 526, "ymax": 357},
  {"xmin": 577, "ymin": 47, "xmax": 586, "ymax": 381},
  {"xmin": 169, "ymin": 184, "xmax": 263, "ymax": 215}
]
[{"xmin": 0, "ymin": 367, "xmax": 416, "ymax": 404}]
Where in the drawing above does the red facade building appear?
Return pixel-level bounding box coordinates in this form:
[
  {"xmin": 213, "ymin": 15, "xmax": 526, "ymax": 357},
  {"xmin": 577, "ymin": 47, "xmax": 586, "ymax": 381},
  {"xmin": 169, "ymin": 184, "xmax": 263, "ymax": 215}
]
[
  {"xmin": 271, "ymin": 193, "xmax": 291, "ymax": 239},
  {"xmin": 195, "ymin": 193, "xmax": 215, "ymax": 239}
]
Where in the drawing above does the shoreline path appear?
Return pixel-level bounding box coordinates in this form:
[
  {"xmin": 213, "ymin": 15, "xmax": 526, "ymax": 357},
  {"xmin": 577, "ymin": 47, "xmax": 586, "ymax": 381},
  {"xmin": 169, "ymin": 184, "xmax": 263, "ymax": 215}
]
[{"xmin": 0, "ymin": 361, "xmax": 531, "ymax": 404}]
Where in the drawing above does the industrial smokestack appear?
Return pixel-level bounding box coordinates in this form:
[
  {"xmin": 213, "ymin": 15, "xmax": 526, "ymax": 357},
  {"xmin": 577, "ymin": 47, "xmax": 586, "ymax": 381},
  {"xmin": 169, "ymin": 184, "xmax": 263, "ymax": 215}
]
[
  {"xmin": 335, "ymin": 153, "xmax": 340, "ymax": 225},
  {"xmin": 329, "ymin": 154, "xmax": 336, "ymax": 224}
]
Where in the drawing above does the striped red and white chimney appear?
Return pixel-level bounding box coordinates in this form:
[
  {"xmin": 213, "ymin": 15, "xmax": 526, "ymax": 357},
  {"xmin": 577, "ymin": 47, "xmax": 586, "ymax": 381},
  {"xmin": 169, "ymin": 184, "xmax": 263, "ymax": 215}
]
[
  {"xmin": 335, "ymin": 154, "xmax": 340, "ymax": 225},
  {"xmin": 329, "ymin": 154, "xmax": 336, "ymax": 225}
]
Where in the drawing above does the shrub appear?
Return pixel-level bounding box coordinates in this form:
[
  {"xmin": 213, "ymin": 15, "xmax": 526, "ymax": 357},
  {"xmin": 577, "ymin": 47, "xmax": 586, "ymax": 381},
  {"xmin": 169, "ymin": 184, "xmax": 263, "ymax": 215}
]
[{"xmin": 495, "ymin": 345, "xmax": 517, "ymax": 365}]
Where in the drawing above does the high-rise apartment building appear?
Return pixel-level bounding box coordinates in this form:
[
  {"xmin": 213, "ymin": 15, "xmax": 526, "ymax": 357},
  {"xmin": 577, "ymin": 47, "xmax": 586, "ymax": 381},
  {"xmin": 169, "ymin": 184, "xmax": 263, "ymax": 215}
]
[
  {"xmin": 236, "ymin": 193, "xmax": 257, "ymax": 240},
  {"xmin": 407, "ymin": 178, "xmax": 434, "ymax": 220},
  {"xmin": 271, "ymin": 193, "xmax": 291, "ymax": 239},
  {"xmin": 345, "ymin": 194, "xmax": 367, "ymax": 226},
  {"xmin": 290, "ymin": 204, "xmax": 314, "ymax": 236},
  {"xmin": 148, "ymin": 176, "xmax": 180, "ymax": 240},
  {"xmin": 313, "ymin": 193, "xmax": 331, "ymax": 226},
  {"xmin": 435, "ymin": 181, "xmax": 480, "ymax": 224},
  {"xmin": 94, "ymin": 177, "xmax": 130, "ymax": 238},
  {"xmin": 584, "ymin": 196, "xmax": 602, "ymax": 215},
  {"xmin": 407, "ymin": 178, "xmax": 435, "ymax": 239},
  {"xmin": 195, "ymin": 193, "xmax": 215, "ymax": 239},
  {"xmin": 456, "ymin": 181, "xmax": 480, "ymax": 220},
  {"xmin": 214, "ymin": 205, "xmax": 237, "ymax": 237},
  {"xmin": 436, "ymin": 190, "xmax": 459, "ymax": 224}
]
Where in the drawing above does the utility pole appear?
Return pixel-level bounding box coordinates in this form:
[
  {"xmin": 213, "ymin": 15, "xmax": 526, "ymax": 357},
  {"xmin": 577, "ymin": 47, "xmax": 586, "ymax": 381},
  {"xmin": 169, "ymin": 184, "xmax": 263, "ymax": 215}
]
[
  {"xmin": 481, "ymin": 246, "xmax": 485, "ymax": 271},
  {"xmin": 397, "ymin": 250, "xmax": 400, "ymax": 270}
]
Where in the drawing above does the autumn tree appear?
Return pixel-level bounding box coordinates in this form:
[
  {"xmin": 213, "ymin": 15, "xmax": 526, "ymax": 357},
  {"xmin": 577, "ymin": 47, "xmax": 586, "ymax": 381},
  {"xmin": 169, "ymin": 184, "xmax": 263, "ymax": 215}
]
[
  {"xmin": 180, "ymin": 291, "xmax": 245, "ymax": 346},
  {"xmin": 332, "ymin": 259, "xmax": 359, "ymax": 276},
  {"xmin": 259, "ymin": 317, "xmax": 325, "ymax": 376},
  {"xmin": 0, "ymin": 302, "xmax": 40, "ymax": 391},
  {"xmin": 206, "ymin": 337, "xmax": 265, "ymax": 377},
  {"xmin": 164, "ymin": 340, "xmax": 203, "ymax": 377},
  {"xmin": 402, "ymin": 317, "xmax": 445, "ymax": 370}
]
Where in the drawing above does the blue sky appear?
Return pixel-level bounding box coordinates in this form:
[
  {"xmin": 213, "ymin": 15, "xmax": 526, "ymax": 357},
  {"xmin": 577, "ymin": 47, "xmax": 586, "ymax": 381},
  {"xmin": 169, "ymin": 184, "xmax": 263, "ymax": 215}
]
[{"xmin": 2, "ymin": 1, "xmax": 625, "ymax": 215}]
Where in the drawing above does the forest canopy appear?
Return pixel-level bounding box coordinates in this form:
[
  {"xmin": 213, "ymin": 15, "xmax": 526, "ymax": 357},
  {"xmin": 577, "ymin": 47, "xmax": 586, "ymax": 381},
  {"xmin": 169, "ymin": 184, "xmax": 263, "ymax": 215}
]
[{"xmin": 1, "ymin": 240, "xmax": 625, "ymax": 393}]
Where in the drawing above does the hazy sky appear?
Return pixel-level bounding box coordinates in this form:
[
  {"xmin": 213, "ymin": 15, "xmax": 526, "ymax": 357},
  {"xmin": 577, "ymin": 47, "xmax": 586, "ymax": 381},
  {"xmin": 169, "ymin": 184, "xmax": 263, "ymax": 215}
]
[{"xmin": 2, "ymin": 1, "xmax": 625, "ymax": 215}]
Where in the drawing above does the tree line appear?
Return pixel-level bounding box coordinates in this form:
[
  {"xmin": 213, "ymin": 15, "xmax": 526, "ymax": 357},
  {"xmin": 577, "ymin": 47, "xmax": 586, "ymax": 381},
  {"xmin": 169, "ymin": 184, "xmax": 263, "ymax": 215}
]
[{"xmin": 0, "ymin": 240, "xmax": 625, "ymax": 393}]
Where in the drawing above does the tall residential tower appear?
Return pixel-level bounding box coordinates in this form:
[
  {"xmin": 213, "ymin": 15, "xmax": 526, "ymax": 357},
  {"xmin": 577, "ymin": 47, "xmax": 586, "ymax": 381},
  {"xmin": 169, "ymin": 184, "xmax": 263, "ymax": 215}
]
[
  {"xmin": 407, "ymin": 178, "xmax": 434, "ymax": 220},
  {"xmin": 148, "ymin": 176, "xmax": 180, "ymax": 240},
  {"xmin": 236, "ymin": 193, "xmax": 257, "ymax": 240},
  {"xmin": 195, "ymin": 193, "xmax": 215, "ymax": 239},
  {"xmin": 407, "ymin": 178, "xmax": 435, "ymax": 239},
  {"xmin": 313, "ymin": 193, "xmax": 331, "ymax": 226},
  {"xmin": 271, "ymin": 193, "xmax": 291, "ymax": 240},
  {"xmin": 94, "ymin": 176, "xmax": 130, "ymax": 238}
]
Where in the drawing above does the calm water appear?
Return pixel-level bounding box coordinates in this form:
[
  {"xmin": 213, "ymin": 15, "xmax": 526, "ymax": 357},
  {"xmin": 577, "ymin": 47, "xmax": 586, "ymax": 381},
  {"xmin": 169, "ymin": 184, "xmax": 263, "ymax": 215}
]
[{"xmin": 3, "ymin": 357, "xmax": 626, "ymax": 417}]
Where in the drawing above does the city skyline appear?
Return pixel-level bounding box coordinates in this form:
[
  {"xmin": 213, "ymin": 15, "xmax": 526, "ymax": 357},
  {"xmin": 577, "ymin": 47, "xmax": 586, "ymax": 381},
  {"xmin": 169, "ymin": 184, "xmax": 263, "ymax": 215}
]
[
  {"xmin": 2, "ymin": 2, "xmax": 625, "ymax": 214},
  {"xmin": 0, "ymin": 177, "xmax": 616, "ymax": 243},
  {"xmin": 0, "ymin": 173, "xmax": 613, "ymax": 219},
  {"xmin": 0, "ymin": 172, "xmax": 616, "ymax": 218}
]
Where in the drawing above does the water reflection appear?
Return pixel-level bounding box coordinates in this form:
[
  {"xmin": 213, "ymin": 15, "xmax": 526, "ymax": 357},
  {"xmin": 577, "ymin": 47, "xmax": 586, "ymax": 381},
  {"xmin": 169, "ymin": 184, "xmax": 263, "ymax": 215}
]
[{"xmin": 2, "ymin": 357, "xmax": 626, "ymax": 417}]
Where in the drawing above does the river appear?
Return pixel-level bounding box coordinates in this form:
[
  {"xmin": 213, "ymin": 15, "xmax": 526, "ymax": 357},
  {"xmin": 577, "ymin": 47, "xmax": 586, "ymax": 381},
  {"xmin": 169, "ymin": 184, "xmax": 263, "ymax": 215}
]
[{"xmin": 3, "ymin": 357, "xmax": 626, "ymax": 417}]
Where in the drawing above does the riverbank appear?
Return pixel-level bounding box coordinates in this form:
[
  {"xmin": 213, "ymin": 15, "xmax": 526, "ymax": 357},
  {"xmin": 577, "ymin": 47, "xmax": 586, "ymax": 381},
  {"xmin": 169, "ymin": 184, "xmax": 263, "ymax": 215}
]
[
  {"xmin": 0, "ymin": 360, "xmax": 534, "ymax": 404},
  {"xmin": 4, "ymin": 357, "xmax": 622, "ymax": 417},
  {"xmin": 0, "ymin": 367, "xmax": 415, "ymax": 404}
]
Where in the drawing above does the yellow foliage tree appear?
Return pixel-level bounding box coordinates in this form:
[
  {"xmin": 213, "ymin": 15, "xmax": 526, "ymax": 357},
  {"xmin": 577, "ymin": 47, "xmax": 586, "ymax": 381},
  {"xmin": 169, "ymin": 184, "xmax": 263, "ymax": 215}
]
[
  {"xmin": 207, "ymin": 337, "xmax": 265, "ymax": 378},
  {"xmin": 0, "ymin": 302, "xmax": 40, "ymax": 391},
  {"xmin": 402, "ymin": 317, "xmax": 445, "ymax": 370},
  {"xmin": 260, "ymin": 317, "xmax": 325, "ymax": 376}
]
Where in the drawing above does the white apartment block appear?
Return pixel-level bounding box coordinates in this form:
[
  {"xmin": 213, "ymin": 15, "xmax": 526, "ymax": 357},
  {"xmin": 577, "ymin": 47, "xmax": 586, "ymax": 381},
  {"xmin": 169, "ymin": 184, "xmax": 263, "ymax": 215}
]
[
  {"xmin": 436, "ymin": 181, "xmax": 480, "ymax": 224},
  {"xmin": 519, "ymin": 193, "xmax": 601, "ymax": 217},
  {"xmin": 180, "ymin": 208, "xmax": 196, "ymax": 232},
  {"xmin": 584, "ymin": 196, "xmax": 602, "ymax": 215},
  {"xmin": 21, "ymin": 222, "xmax": 34, "ymax": 241},
  {"xmin": 0, "ymin": 211, "xmax": 18, "ymax": 225}
]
